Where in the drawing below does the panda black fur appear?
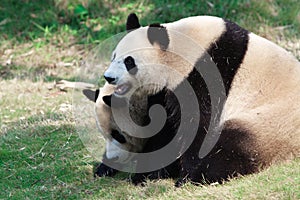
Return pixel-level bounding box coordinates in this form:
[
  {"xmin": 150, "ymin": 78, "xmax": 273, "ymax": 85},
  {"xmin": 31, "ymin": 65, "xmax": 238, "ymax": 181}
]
[
  {"xmin": 83, "ymin": 83, "xmax": 180, "ymax": 181},
  {"xmin": 104, "ymin": 13, "xmax": 300, "ymax": 186}
]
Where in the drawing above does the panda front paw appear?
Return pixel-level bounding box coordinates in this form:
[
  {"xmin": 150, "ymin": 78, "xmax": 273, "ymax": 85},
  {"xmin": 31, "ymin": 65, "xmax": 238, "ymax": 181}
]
[
  {"xmin": 175, "ymin": 177, "xmax": 187, "ymax": 187},
  {"xmin": 175, "ymin": 172, "xmax": 204, "ymax": 187},
  {"xmin": 94, "ymin": 163, "xmax": 118, "ymax": 177},
  {"xmin": 130, "ymin": 174, "xmax": 147, "ymax": 186}
]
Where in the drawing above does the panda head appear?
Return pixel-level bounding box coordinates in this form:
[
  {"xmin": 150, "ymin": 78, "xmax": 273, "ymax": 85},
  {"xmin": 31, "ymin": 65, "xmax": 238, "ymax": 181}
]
[
  {"xmin": 83, "ymin": 82, "xmax": 146, "ymax": 162},
  {"xmin": 103, "ymin": 13, "xmax": 184, "ymax": 99}
]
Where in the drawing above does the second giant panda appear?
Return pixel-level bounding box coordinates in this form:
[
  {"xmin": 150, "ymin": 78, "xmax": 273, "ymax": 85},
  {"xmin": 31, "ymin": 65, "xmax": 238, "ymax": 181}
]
[
  {"xmin": 103, "ymin": 13, "xmax": 300, "ymax": 186},
  {"xmin": 83, "ymin": 83, "xmax": 146, "ymax": 177},
  {"xmin": 83, "ymin": 83, "xmax": 179, "ymax": 181}
]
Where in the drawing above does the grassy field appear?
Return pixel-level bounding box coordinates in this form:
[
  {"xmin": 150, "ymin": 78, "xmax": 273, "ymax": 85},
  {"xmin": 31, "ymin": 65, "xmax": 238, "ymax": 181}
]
[{"xmin": 1, "ymin": 0, "xmax": 300, "ymax": 199}]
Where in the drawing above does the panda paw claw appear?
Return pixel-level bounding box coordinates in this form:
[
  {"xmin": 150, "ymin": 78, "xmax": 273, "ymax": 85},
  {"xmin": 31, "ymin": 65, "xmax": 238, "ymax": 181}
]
[
  {"xmin": 175, "ymin": 177, "xmax": 189, "ymax": 187},
  {"xmin": 130, "ymin": 174, "xmax": 147, "ymax": 186},
  {"xmin": 94, "ymin": 163, "xmax": 118, "ymax": 177}
]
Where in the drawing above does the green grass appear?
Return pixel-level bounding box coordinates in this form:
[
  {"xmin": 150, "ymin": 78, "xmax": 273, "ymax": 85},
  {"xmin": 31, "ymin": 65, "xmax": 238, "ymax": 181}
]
[
  {"xmin": 1, "ymin": 0, "xmax": 299, "ymax": 44},
  {"xmin": 0, "ymin": 0, "xmax": 300, "ymax": 199},
  {"xmin": 1, "ymin": 0, "xmax": 299, "ymax": 82},
  {"xmin": 1, "ymin": 116, "xmax": 299, "ymax": 199},
  {"xmin": 1, "ymin": 109, "xmax": 299, "ymax": 199},
  {"xmin": 1, "ymin": 0, "xmax": 299, "ymax": 81}
]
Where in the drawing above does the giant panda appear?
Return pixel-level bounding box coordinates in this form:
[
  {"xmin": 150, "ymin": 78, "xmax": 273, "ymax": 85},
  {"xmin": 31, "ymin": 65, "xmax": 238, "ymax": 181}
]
[
  {"xmin": 103, "ymin": 13, "xmax": 300, "ymax": 186},
  {"xmin": 83, "ymin": 82, "xmax": 179, "ymax": 181},
  {"xmin": 83, "ymin": 83, "xmax": 146, "ymax": 177}
]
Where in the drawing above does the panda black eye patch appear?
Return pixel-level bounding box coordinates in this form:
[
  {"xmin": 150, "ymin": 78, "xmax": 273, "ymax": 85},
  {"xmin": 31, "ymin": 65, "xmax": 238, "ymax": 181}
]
[
  {"xmin": 111, "ymin": 130, "xmax": 126, "ymax": 144},
  {"xmin": 124, "ymin": 56, "xmax": 138, "ymax": 75}
]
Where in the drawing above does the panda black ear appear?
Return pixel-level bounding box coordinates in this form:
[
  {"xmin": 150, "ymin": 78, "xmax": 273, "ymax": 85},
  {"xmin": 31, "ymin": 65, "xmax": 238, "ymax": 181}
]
[
  {"xmin": 83, "ymin": 89, "xmax": 99, "ymax": 102},
  {"xmin": 102, "ymin": 95, "xmax": 112, "ymax": 107},
  {"xmin": 126, "ymin": 13, "xmax": 141, "ymax": 31},
  {"xmin": 147, "ymin": 23, "xmax": 170, "ymax": 51},
  {"xmin": 103, "ymin": 94, "xmax": 127, "ymax": 108}
]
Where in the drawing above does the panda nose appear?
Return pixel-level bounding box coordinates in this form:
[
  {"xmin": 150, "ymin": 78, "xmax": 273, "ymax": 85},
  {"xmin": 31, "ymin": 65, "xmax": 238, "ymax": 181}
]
[{"xmin": 104, "ymin": 76, "xmax": 116, "ymax": 84}]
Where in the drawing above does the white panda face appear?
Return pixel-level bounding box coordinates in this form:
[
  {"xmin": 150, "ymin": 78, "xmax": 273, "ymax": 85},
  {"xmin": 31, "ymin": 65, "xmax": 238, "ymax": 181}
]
[
  {"xmin": 104, "ymin": 53, "xmax": 138, "ymax": 96},
  {"xmin": 104, "ymin": 27, "xmax": 171, "ymax": 98},
  {"xmin": 103, "ymin": 51, "xmax": 129, "ymax": 85},
  {"xmin": 104, "ymin": 129, "xmax": 145, "ymax": 162},
  {"xmin": 105, "ymin": 130, "xmax": 132, "ymax": 162},
  {"xmin": 104, "ymin": 27, "xmax": 150, "ymax": 93},
  {"xmin": 104, "ymin": 15, "xmax": 198, "ymax": 99}
]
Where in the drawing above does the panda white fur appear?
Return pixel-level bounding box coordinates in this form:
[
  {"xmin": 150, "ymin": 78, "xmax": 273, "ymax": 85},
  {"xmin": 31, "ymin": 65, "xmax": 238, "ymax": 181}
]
[{"xmin": 103, "ymin": 13, "xmax": 300, "ymax": 186}]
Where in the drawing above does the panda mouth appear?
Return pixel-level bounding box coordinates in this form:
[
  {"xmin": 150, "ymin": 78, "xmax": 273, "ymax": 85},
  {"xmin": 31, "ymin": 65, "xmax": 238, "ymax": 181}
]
[{"xmin": 115, "ymin": 83, "xmax": 132, "ymax": 95}]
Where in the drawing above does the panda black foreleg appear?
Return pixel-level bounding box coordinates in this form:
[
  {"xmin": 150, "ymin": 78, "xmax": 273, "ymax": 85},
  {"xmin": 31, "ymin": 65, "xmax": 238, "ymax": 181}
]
[
  {"xmin": 175, "ymin": 150, "xmax": 205, "ymax": 187},
  {"xmin": 130, "ymin": 173, "xmax": 147, "ymax": 185},
  {"xmin": 175, "ymin": 147, "xmax": 227, "ymax": 187},
  {"xmin": 175, "ymin": 120, "xmax": 260, "ymax": 187},
  {"xmin": 173, "ymin": 125, "xmax": 209, "ymax": 187}
]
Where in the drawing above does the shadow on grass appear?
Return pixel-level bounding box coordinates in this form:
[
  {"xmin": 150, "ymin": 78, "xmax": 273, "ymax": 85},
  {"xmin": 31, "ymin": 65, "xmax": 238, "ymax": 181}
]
[
  {"xmin": 2, "ymin": 0, "xmax": 299, "ymax": 44},
  {"xmin": 0, "ymin": 112, "xmax": 135, "ymax": 199},
  {"xmin": 1, "ymin": 0, "xmax": 128, "ymax": 44}
]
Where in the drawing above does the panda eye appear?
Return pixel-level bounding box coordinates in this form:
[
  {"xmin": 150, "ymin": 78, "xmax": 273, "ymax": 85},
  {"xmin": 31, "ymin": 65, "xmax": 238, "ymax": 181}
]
[
  {"xmin": 124, "ymin": 56, "xmax": 138, "ymax": 75},
  {"xmin": 111, "ymin": 130, "xmax": 126, "ymax": 144}
]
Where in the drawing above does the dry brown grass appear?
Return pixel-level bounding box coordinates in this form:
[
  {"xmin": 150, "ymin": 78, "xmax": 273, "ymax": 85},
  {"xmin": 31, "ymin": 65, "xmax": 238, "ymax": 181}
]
[{"xmin": 0, "ymin": 79, "xmax": 73, "ymax": 133}]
